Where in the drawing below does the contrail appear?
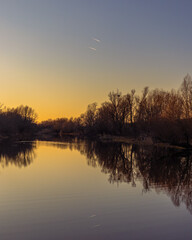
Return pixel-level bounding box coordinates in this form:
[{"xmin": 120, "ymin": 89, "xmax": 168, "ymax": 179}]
[
  {"xmin": 88, "ymin": 47, "xmax": 96, "ymax": 51},
  {"xmin": 92, "ymin": 38, "xmax": 101, "ymax": 43}
]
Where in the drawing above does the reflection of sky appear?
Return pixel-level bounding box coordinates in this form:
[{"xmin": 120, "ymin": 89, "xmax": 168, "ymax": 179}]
[
  {"xmin": 0, "ymin": 142, "xmax": 191, "ymax": 239},
  {"xmin": 1, "ymin": 0, "xmax": 192, "ymax": 120}
]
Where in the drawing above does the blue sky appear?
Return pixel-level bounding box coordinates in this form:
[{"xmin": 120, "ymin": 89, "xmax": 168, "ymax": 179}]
[{"xmin": 0, "ymin": 0, "xmax": 192, "ymax": 120}]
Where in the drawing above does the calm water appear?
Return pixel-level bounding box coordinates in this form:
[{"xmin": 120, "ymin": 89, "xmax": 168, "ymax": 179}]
[{"xmin": 0, "ymin": 140, "xmax": 192, "ymax": 240}]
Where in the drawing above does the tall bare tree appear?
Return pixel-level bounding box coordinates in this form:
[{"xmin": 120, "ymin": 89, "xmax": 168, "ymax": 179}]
[{"xmin": 180, "ymin": 74, "xmax": 192, "ymax": 119}]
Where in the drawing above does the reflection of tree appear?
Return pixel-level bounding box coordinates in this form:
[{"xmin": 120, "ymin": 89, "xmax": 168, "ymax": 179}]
[
  {"xmin": 38, "ymin": 138, "xmax": 192, "ymax": 214},
  {"xmin": 52, "ymin": 139, "xmax": 192, "ymax": 214},
  {"xmin": 135, "ymin": 147, "xmax": 192, "ymax": 214},
  {"xmin": 81, "ymin": 142, "xmax": 141, "ymax": 186},
  {"xmin": 0, "ymin": 141, "xmax": 36, "ymax": 168},
  {"xmin": 3, "ymin": 139, "xmax": 192, "ymax": 213}
]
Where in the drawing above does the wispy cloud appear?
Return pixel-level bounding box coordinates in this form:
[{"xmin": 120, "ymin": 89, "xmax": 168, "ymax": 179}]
[
  {"xmin": 92, "ymin": 38, "xmax": 101, "ymax": 43},
  {"xmin": 88, "ymin": 47, "xmax": 97, "ymax": 51}
]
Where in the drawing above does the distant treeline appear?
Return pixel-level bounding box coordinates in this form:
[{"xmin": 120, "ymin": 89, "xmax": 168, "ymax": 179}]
[
  {"xmin": 1, "ymin": 74, "xmax": 192, "ymax": 145},
  {"xmin": 0, "ymin": 105, "xmax": 37, "ymax": 140},
  {"xmin": 40, "ymin": 74, "xmax": 192, "ymax": 146}
]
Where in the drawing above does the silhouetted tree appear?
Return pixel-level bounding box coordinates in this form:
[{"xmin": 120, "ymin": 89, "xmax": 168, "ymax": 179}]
[
  {"xmin": 180, "ymin": 74, "xmax": 192, "ymax": 119},
  {"xmin": 15, "ymin": 105, "xmax": 37, "ymax": 123}
]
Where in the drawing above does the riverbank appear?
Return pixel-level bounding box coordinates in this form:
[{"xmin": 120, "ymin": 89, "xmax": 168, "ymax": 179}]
[
  {"xmin": 98, "ymin": 134, "xmax": 188, "ymax": 150},
  {"xmin": 0, "ymin": 131, "xmax": 191, "ymax": 150}
]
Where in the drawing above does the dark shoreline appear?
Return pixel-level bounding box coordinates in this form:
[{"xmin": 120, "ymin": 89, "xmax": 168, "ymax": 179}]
[{"xmin": 3, "ymin": 134, "xmax": 191, "ymax": 151}]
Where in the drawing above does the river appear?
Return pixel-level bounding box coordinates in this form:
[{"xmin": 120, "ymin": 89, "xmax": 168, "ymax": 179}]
[{"xmin": 0, "ymin": 139, "xmax": 191, "ymax": 239}]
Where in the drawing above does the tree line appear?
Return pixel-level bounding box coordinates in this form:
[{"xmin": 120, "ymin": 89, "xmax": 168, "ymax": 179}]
[
  {"xmin": 40, "ymin": 74, "xmax": 192, "ymax": 146},
  {"xmin": 1, "ymin": 74, "xmax": 192, "ymax": 145},
  {"xmin": 0, "ymin": 105, "xmax": 37, "ymax": 140}
]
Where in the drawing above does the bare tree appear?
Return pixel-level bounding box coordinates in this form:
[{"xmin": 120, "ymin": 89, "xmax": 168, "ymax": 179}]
[
  {"xmin": 163, "ymin": 90, "xmax": 183, "ymax": 120},
  {"xmin": 108, "ymin": 90, "xmax": 130, "ymax": 133},
  {"xmin": 125, "ymin": 89, "xmax": 136, "ymax": 125},
  {"xmin": 15, "ymin": 105, "xmax": 37, "ymax": 123},
  {"xmin": 180, "ymin": 74, "xmax": 192, "ymax": 119},
  {"xmin": 84, "ymin": 102, "xmax": 97, "ymax": 128},
  {"xmin": 136, "ymin": 87, "xmax": 149, "ymax": 122}
]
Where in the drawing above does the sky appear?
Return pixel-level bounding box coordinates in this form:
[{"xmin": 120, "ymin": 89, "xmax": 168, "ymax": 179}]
[{"xmin": 1, "ymin": 0, "xmax": 192, "ymax": 121}]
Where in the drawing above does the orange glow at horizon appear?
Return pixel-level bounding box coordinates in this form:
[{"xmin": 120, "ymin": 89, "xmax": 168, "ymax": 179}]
[{"xmin": 0, "ymin": 1, "xmax": 190, "ymax": 122}]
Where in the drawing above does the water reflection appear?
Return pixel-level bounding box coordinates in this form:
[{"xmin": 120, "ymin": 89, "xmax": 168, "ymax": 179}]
[
  {"xmin": 1, "ymin": 139, "xmax": 192, "ymax": 214},
  {"xmin": 0, "ymin": 141, "xmax": 36, "ymax": 168},
  {"xmin": 48, "ymin": 139, "xmax": 192, "ymax": 214}
]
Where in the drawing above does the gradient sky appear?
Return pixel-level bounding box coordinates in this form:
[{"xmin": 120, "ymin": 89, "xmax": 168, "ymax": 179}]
[{"xmin": 1, "ymin": 0, "xmax": 192, "ymax": 121}]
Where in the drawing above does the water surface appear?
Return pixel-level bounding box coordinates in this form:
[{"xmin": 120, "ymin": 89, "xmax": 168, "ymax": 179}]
[{"xmin": 0, "ymin": 140, "xmax": 191, "ymax": 240}]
